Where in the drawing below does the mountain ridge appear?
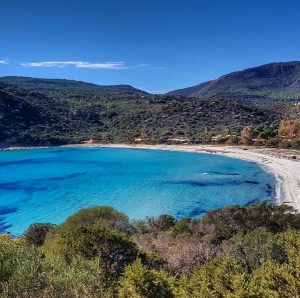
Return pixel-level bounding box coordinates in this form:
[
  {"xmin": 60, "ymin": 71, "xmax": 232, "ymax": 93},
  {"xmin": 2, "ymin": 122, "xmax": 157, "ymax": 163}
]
[
  {"xmin": 0, "ymin": 76, "xmax": 148, "ymax": 96},
  {"xmin": 168, "ymin": 61, "xmax": 300, "ymax": 101}
]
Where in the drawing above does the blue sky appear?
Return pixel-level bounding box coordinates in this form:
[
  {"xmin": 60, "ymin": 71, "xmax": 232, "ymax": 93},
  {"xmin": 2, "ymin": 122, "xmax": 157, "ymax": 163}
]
[{"xmin": 0, "ymin": 0, "xmax": 300, "ymax": 93}]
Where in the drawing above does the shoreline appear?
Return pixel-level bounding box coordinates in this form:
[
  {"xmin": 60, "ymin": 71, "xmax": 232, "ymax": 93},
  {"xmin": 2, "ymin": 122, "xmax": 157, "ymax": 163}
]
[{"xmin": 2, "ymin": 143, "xmax": 300, "ymax": 210}]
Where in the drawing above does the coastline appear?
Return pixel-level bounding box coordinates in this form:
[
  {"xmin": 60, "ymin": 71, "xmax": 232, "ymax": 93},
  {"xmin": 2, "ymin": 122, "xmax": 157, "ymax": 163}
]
[{"xmin": 2, "ymin": 144, "xmax": 300, "ymax": 210}]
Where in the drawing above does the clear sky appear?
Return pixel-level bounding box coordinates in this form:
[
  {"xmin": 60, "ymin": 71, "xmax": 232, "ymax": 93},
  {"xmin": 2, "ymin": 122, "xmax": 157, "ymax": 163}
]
[{"xmin": 0, "ymin": 0, "xmax": 300, "ymax": 93}]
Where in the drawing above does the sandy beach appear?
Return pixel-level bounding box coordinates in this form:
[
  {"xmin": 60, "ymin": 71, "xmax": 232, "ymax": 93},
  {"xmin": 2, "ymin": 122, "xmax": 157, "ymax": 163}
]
[{"xmin": 3, "ymin": 143, "xmax": 300, "ymax": 211}]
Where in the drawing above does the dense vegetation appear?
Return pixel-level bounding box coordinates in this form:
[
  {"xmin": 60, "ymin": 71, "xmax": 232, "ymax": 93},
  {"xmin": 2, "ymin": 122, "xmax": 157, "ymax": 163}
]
[
  {"xmin": 0, "ymin": 76, "xmax": 148, "ymax": 96},
  {"xmin": 2, "ymin": 203, "xmax": 300, "ymax": 297},
  {"xmin": 168, "ymin": 61, "xmax": 300, "ymax": 102},
  {"xmin": 0, "ymin": 78, "xmax": 299, "ymax": 148}
]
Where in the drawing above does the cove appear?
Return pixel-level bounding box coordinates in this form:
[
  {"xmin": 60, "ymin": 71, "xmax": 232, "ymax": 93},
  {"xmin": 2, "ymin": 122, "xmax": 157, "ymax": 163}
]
[{"xmin": 0, "ymin": 147, "xmax": 276, "ymax": 235}]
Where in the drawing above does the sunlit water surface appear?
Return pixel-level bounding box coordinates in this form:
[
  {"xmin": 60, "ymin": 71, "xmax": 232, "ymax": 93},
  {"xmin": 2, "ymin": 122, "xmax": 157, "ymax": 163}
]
[{"xmin": 0, "ymin": 147, "xmax": 275, "ymax": 235}]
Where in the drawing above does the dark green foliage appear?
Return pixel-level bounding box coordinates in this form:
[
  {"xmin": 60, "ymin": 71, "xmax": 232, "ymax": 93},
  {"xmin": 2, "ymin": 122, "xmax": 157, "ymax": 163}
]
[
  {"xmin": 201, "ymin": 202, "xmax": 300, "ymax": 243},
  {"xmin": 258, "ymin": 127, "xmax": 277, "ymax": 139},
  {"xmin": 24, "ymin": 223, "xmax": 56, "ymax": 247},
  {"xmin": 63, "ymin": 206, "xmax": 131, "ymax": 233},
  {"xmin": 54, "ymin": 225, "xmax": 138, "ymax": 279},
  {"xmin": 146, "ymin": 214, "xmax": 177, "ymax": 232},
  {"xmin": 222, "ymin": 228, "xmax": 287, "ymax": 273},
  {"xmin": 44, "ymin": 207, "xmax": 138, "ymax": 280},
  {"xmin": 170, "ymin": 218, "xmax": 192, "ymax": 236},
  {"xmin": 0, "ymin": 80, "xmax": 291, "ymax": 147},
  {"xmin": 0, "ymin": 76, "xmax": 148, "ymax": 96}
]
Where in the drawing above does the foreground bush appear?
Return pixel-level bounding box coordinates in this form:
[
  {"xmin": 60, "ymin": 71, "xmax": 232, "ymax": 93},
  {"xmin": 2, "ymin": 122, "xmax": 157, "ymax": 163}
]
[
  {"xmin": 119, "ymin": 259, "xmax": 175, "ymax": 298},
  {"xmin": 43, "ymin": 210, "xmax": 139, "ymax": 281},
  {"xmin": 0, "ymin": 234, "xmax": 44, "ymax": 297},
  {"xmin": 43, "ymin": 257, "xmax": 105, "ymax": 297},
  {"xmin": 1, "ymin": 203, "xmax": 300, "ymax": 297},
  {"xmin": 177, "ymin": 257, "xmax": 247, "ymax": 298}
]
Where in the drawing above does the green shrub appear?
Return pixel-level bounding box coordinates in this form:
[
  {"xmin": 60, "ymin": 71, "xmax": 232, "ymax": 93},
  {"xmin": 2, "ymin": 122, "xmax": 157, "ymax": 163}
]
[
  {"xmin": 131, "ymin": 219, "xmax": 150, "ymax": 234},
  {"xmin": 63, "ymin": 206, "xmax": 131, "ymax": 233},
  {"xmin": 171, "ymin": 218, "xmax": 192, "ymax": 236},
  {"xmin": 119, "ymin": 259, "xmax": 175, "ymax": 298},
  {"xmin": 202, "ymin": 202, "xmax": 300, "ymax": 244},
  {"xmin": 177, "ymin": 257, "xmax": 247, "ymax": 298},
  {"xmin": 222, "ymin": 228, "xmax": 286, "ymax": 273},
  {"xmin": 146, "ymin": 214, "xmax": 177, "ymax": 233},
  {"xmin": 24, "ymin": 223, "xmax": 56, "ymax": 247},
  {"xmin": 0, "ymin": 234, "xmax": 45, "ymax": 297},
  {"xmin": 247, "ymin": 261, "xmax": 300, "ymax": 298},
  {"xmin": 44, "ymin": 224, "xmax": 138, "ymax": 280},
  {"xmin": 43, "ymin": 256, "xmax": 106, "ymax": 298},
  {"xmin": 258, "ymin": 128, "xmax": 277, "ymax": 139}
]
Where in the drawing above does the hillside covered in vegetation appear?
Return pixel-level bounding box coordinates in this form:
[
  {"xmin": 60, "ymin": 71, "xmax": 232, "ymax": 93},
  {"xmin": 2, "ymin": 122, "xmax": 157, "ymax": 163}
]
[
  {"xmin": 0, "ymin": 76, "xmax": 148, "ymax": 96},
  {"xmin": 168, "ymin": 61, "xmax": 300, "ymax": 102},
  {"xmin": 0, "ymin": 76, "xmax": 299, "ymax": 148},
  {"xmin": 2, "ymin": 202, "xmax": 300, "ymax": 297}
]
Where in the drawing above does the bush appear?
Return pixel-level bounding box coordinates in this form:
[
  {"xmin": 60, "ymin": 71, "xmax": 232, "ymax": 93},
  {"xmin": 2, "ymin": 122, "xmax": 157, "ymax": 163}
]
[
  {"xmin": 247, "ymin": 261, "xmax": 300, "ymax": 298},
  {"xmin": 146, "ymin": 214, "xmax": 177, "ymax": 233},
  {"xmin": 222, "ymin": 228, "xmax": 286, "ymax": 273},
  {"xmin": 43, "ymin": 257, "xmax": 106, "ymax": 297},
  {"xmin": 3, "ymin": 203, "xmax": 300, "ymax": 297},
  {"xmin": 131, "ymin": 219, "xmax": 150, "ymax": 235},
  {"xmin": 202, "ymin": 202, "xmax": 300, "ymax": 244},
  {"xmin": 119, "ymin": 259, "xmax": 175, "ymax": 298},
  {"xmin": 24, "ymin": 223, "xmax": 56, "ymax": 247},
  {"xmin": 258, "ymin": 128, "xmax": 277, "ymax": 139},
  {"xmin": 134, "ymin": 231, "xmax": 217, "ymax": 277},
  {"xmin": 171, "ymin": 218, "xmax": 192, "ymax": 236},
  {"xmin": 63, "ymin": 206, "xmax": 131, "ymax": 233},
  {"xmin": 177, "ymin": 257, "xmax": 247, "ymax": 298},
  {"xmin": 0, "ymin": 234, "xmax": 45, "ymax": 297},
  {"xmin": 44, "ymin": 225, "xmax": 138, "ymax": 280}
]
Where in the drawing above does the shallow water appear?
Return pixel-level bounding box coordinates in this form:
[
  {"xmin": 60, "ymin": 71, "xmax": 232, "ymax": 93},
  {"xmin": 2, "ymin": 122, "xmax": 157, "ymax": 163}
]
[{"xmin": 0, "ymin": 147, "xmax": 275, "ymax": 235}]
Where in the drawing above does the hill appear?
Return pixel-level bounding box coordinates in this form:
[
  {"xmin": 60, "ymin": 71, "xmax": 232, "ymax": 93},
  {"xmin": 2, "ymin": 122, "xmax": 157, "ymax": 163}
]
[
  {"xmin": 0, "ymin": 81, "xmax": 288, "ymax": 147},
  {"xmin": 168, "ymin": 61, "xmax": 300, "ymax": 101},
  {"xmin": 0, "ymin": 76, "xmax": 148, "ymax": 96}
]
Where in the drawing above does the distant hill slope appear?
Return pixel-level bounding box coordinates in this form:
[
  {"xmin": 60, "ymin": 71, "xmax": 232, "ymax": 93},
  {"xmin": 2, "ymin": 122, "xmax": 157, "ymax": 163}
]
[
  {"xmin": 0, "ymin": 81, "xmax": 287, "ymax": 146},
  {"xmin": 0, "ymin": 76, "xmax": 148, "ymax": 96},
  {"xmin": 168, "ymin": 61, "xmax": 300, "ymax": 101}
]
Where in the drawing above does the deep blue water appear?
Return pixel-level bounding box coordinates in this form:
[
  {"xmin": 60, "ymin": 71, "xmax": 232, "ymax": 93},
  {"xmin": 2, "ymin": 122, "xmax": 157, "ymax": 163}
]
[{"xmin": 0, "ymin": 147, "xmax": 275, "ymax": 235}]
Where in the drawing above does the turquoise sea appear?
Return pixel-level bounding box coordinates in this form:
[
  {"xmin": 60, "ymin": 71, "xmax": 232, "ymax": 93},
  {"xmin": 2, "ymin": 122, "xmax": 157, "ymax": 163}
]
[{"xmin": 0, "ymin": 147, "xmax": 275, "ymax": 235}]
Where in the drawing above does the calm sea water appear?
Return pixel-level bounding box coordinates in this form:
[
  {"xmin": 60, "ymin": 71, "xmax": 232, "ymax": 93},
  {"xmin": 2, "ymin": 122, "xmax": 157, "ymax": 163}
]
[{"xmin": 0, "ymin": 147, "xmax": 275, "ymax": 235}]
